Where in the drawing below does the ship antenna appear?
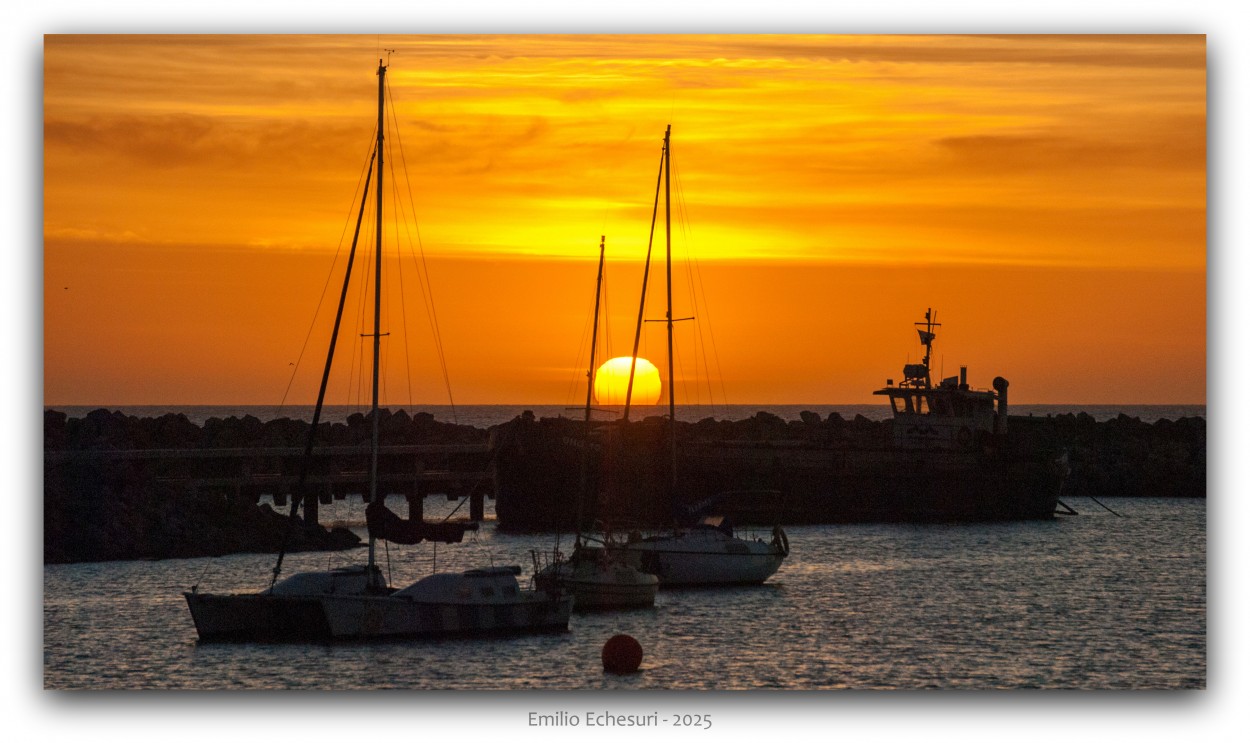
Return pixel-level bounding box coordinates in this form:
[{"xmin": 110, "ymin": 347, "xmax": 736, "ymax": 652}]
[{"xmin": 915, "ymin": 308, "xmax": 941, "ymax": 388}]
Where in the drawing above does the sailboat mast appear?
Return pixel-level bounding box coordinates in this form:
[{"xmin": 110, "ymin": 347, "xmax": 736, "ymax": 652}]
[
  {"xmin": 585, "ymin": 237, "xmax": 606, "ymax": 427},
  {"xmin": 576, "ymin": 236, "xmax": 607, "ymax": 544},
  {"xmin": 664, "ymin": 124, "xmax": 676, "ymax": 493},
  {"xmin": 622, "ymin": 144, "xmax": 667, "ymax": 423},
  {"xmin": 368, "ymin": 59, "xmax": 386, "ymax": 574}
]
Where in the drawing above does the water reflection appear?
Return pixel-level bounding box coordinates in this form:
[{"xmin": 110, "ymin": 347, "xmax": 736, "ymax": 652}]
[{"xmin": 44, "ymin": 498, "xmax": 1204, "ymax": 690}]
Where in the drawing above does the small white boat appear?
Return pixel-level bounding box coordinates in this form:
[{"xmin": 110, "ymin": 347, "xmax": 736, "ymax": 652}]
[
  {"xmin": 618, "ymin": 520, "xmax": 788, "ymax": 587},
  {"xmin": 537, "ymin": 544, "xmax": 658, "ymax": 610},
  {"xmin": 184, "ymin": 58, "xmax": 572, "ymax": 642}
]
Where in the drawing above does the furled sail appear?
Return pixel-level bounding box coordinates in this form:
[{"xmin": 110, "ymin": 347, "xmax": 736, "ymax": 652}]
[{"xmin": 365, "ymin": 499, "xmax": 477, "ymax": 544}]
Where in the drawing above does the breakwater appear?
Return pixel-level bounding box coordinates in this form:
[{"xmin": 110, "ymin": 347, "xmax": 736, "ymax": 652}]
[
  {"xmin": 43, "ymin": 408, "xmax": 488, "ymax": 564},
  {"xmin": 490, "ymin": 410, "xmax": 1206, "ymax": 531},
  {"xmin": 43, "ymin": 407, "xmax": 1205, "ymax": 563}
]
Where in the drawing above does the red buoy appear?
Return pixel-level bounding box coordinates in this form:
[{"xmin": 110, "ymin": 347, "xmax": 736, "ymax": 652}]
[{"xmin": 601, "ymin": 634, "xmax": 643, "ymax": 674}]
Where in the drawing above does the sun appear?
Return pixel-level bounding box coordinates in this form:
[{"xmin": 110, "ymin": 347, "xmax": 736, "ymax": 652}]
[{"xmin": 594, "ymin": 356, "xmax": 662, "ymax": 406}]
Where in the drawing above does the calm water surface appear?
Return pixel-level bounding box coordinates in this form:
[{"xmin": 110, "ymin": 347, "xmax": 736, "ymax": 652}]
[{"xmin": 43, "ymin": 498, "xmax": 1204, "ymax": 690}]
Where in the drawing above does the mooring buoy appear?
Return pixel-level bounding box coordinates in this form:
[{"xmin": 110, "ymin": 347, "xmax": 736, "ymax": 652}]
[{"xmin": 602, "ymin": 634, "xmax": 643, "ymax": 674}]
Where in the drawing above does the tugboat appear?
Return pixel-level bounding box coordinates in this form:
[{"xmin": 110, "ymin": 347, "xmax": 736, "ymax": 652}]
[
  {"xmin": 834, "ymin": 307, "xmax": 1062, "ymax": 521},
  {"xmin": 873, "ymin": 308, "xmax": 1010, "ymax": 452}
]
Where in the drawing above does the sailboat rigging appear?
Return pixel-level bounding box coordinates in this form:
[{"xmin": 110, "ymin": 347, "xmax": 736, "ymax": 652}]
[
  {"xmin": 622, "ymin": 137, "xmax": 666, "ymax": 422},
  {"xmin": 184, "ymin": 59, "xmax": 572, "ymax": 641},
  {"xmin": 612, "ymin": 125, "xmax": 790, "ymax": 586},
  {"xmin": 534, "ymin": 236, "xmax": 659, "ymax": 610}
]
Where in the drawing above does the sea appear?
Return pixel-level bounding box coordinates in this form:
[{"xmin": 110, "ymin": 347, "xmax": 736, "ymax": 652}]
[
  {"xmin": 39, "ymin": 403, "xmax": 1211, "ymax": 733},
  {"xmin": 44, "ymin": 402, "xmax": 1206, "ymax": 428},
  {"xmin": 44, "ymin": 496, "xmax": 1204, "ymax": 692}
]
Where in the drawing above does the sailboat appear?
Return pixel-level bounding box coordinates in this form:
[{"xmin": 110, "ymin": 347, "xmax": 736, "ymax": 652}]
[
  {"xmin": 534, "ymin": 237, "xmax": 659, "ymax": 610},
  {"xmin": 610, "ymin": 125, "xmax": 789, "ymax": 587},
  {"xmin": 184, "ymin": 59, "xmax": 572, "ymax": 641}
]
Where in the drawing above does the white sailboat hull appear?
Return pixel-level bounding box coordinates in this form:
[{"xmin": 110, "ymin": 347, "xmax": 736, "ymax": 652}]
[
  {"xmin": 539, "ymin": 548, "xmax": 659, "ymax": 610},
  {"xmin": 616, "ymin": 527, "xmax": 786, "ymax": 587},
  {"xmin": 558, "ymin": 577, "xmax": 658, "ymax": 609}
]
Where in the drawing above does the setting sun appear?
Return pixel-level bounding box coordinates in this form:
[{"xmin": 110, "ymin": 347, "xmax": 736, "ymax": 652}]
[{"xmin": 594, "ymin": 357, "xmax": 662, "ymax": 406}]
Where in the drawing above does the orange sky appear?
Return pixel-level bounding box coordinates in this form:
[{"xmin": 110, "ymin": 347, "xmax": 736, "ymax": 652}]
[{"xmin": 43, "ymin": 34, "xmax": 1206, "ymax": 406}]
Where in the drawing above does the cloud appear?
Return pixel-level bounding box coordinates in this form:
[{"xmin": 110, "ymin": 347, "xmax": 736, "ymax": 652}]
[
  {"xmin": 934, "ymin": 126, "xmax": 1205, "ymax": 173},
  {"xmin": 45, "ymin": 113, "xmax": 369, "ymax": 171}
]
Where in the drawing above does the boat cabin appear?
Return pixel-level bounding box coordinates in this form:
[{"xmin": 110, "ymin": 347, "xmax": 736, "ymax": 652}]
[
  {"xmin": 393, "ymin": 565, "xmax": 525, "ymax": 604},
  {"xmin": 269, "ymin": 565, "xmax": 385, "ymax": 596}
]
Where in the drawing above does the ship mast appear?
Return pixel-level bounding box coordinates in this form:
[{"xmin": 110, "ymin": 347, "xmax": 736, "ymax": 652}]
[
  {"xmin": 576, "ymin": 236, "xmax": 607, "ymax": 546},
  {"xmin": 915, "ymin": 308, "xmax": 940, "ymax": 388},
  {"xmin": 622, "ymin": 126, "xmax": 683, "ymax": 501},
  {"xmin": 367, "ymin": 58, "xmax": 387, "ymax": 584},
  {"xmin": 664, "ymin": 125, "xmax": 676, "ymax": 494}
]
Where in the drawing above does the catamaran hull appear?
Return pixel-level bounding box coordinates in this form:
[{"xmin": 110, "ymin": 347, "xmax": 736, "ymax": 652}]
[
  {"xmin": 184, "ymin": 593, "xmax": 332, "ymax": 642},
  {"xmin": 184, "ymin": 592, "xmax": 573, "ymax": 642}
]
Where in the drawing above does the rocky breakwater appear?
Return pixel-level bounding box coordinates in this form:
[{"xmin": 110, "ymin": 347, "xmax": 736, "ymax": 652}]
[
  {"xmin": 679, "ymin": 410, "xmax": 1206, "ymax": 502},
  {"xmin": 43, "ymin": 408, "xmax": 487, "ymax": 564},
  {"xmin": 490, "ymin": 410, "xmax": 1206, "ymax": 530},
  {"xmin": 1005, "ymin": 412, "xmax": 1206, "ymax": 501}
]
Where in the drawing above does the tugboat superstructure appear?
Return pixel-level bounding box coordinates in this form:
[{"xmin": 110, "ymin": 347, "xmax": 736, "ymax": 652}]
[{"xmin": 873, "ymin": 308, "xmax": 1010, "ymax": 451}]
